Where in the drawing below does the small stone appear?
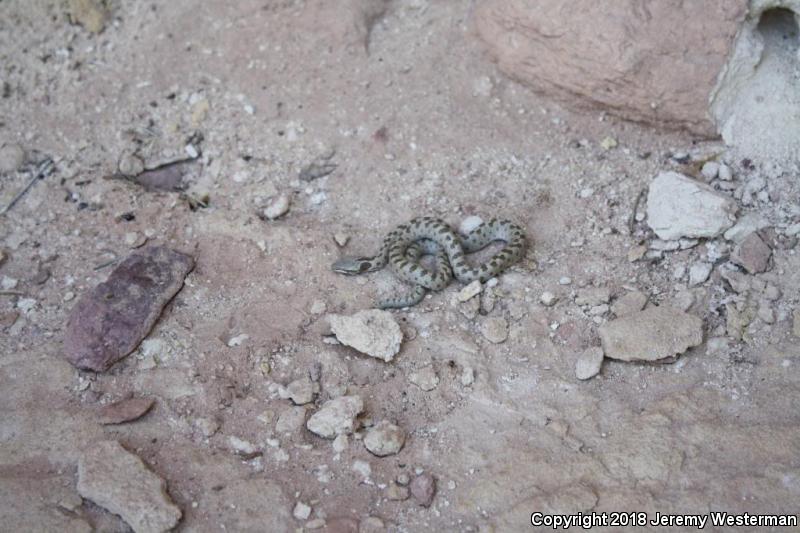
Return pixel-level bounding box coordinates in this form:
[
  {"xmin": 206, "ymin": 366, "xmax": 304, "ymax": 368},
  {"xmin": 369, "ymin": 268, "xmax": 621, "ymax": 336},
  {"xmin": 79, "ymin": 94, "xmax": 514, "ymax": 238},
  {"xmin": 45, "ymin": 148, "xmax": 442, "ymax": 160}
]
[
  {"xmin": 731, "ymin": 232, "xmax": 771, "ymax": 274},
  {"xmin": 460, "ymin": 366, "xmax": 475, "ymax": 386},
  {"xmin": 310, "ymin": 299, "xmax": 327, "ymax": 315},
  {"xmin": 228, "ymin": 436, "xmax": 259, "ymax": 456},
  {"xmin": 17, "ymin": 298, "xmax": 37, "ymax": 313},
  {"xmin": 287, "ymin": 376, "xmax": 315, "ymax": 405},
  {"xmin": 275, "ymin": 406, "xmax": 307, "ymax": 434},
  {"xmin": 68, "ymin": 0, "xmax": 107, "ymax": 33},
  {"xmin": 575, "ymin": 287, "xmax": 611, "ymax": 306},
  {"xmin": 763, "ymin": 284, "xmax": 780, "ymax": 301},
  {"xmin": 77, "ymin": 441, "xmax": 181, "ymax": 533},
  {"xmin": 599, "ymin": 306, "xmax": 703, "ymax": 362},
  {"xmin": 701, "ymin": 161, "xmax": 720, "ymax": 180},
  {"xmin": 306, "ymin": 396, "xmax": 363, "ymax": 438},
  {"xmin": 480, "ymin": 316, "xmax": 508, "ymax": 343},
  {"xmin": 124, "ymin": 231, "xmax": 146, "ymax": 248},
  {"xmin": 410, "ymin": 473, "xmax": 436, "ymax": 507},
  {"xmin": 194, "ymin": 417, "xmax": 219, "ymax": 437},
  {"xmin": 328, "ymin": 310, "xmax": 403, "ymax": 362},
  {"xmin": 364, "ymin": 420, "xmax": 406, "ymax": 457},
  {"xmin": 720, "ymin": 268, "xmax": 751, "ymax": 294},
  {"xmin": 688, "ymin": 262, "xmax": 712, "ymax": 287},
  {"xmin": 306, "ymin": 518, "xmax": 326, "ymax": 529},
  {"xmin": 588, "ymin": 304, "xmax": 609, "ymax": 316},
  {"xmin": 723, "ymin": 213, "xmax": 770, "ymax": 243},
  {"xmin": 757, "ymin": 302, "xmax": 775, "ymax": 324},
  {"xmin": 63, "ymin": 247, "xmax": 194, "ymax": 372},
  {"xmin": 717, "ymin": 163, "xmax": 733, "ymax": 181},
  {"xmin": 293, "ymin": 501, "xmax": 312, "ymax": 521},
  {"xmin": 627, "ymin": 244, "xmax": 647, "ymax": 262},
  {"xmin": 262, "ymin": 194, "xmax": 290, "ymax": 220},
  {"xmin": 386, "ymin": 483, "xmax": 410, "ymax": 500},
  {"xmin": 118, "ymin": 154, "xmax": 144, "ymax": 177},
  {"xmin": 672, "ymin": 265, "xmax": 686, "ymax": 280},
  {"xmin": 97, "ymin": 397, "xmax": 155, "ymax": 425},
  {"xmin": 226, "ymin": 334, "xmax": 249, "ymax": 347},
  {"xmin": 0, "ymin": 142, "xmax": 26, "ymax": 172},
  {"xmin": 459, "ymin": 216, "xmax": 484, "ymax": 235},
  {"xmin": 457, "ymin": 280, "xmax": 482, "ymax": 302},
  {"xmin": 558, "ymin": 276, "xmax": 572, "ymax": 285},
  {"xmin": 600, "ymin": 136, "xmax": 618, "ymax": 150},
  {"xmin": 333, "ymin": 233, "xmax": 350, "ymax": 247},
  {"xmin": 332, "ymin": 434, "xmax": 349, "ymax": 453},
  {"xmin": 575, "ymin": 347, "xmax": 604, "ymax": 380},
  {"xmin": 1, "ymin": 276, "xmax": 18, "ymax": 290},
  {"xmin": 396, "ymin": 473, "xmax": 410, "ymax": 486},
  {"xmin": 408, "ymin": 365, "xmax": 439, "ymax": 391},
  {"xmin": 540, "ymin": 291, "xmax": 557, "ymax": 306},
  {"xmin": 646, "ymin": 171, "xmax": 738, "ymax": 240},
  {"xmin": 726, "ymin": 302, "xmax": 754, "ymax": 340}
]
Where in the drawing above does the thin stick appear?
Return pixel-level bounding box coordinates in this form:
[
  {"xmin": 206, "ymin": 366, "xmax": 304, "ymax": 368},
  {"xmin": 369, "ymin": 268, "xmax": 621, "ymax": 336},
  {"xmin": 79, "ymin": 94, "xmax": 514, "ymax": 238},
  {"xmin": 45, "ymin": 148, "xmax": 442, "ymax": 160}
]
[
  {"xmin": 0, "ymin": 158, "xmax": 55, "ymax": 215},
  {"xmin": 628, "ymin": 188, "xmax": 646, "ymax": 235}
]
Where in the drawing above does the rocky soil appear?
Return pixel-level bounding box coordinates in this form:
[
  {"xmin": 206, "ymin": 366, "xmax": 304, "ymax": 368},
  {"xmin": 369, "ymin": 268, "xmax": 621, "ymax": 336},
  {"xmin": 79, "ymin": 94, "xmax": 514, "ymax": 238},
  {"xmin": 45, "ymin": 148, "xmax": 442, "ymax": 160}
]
[{"xmin": 1, "ymin": 1, "xmax": 799, "ymax": 532}]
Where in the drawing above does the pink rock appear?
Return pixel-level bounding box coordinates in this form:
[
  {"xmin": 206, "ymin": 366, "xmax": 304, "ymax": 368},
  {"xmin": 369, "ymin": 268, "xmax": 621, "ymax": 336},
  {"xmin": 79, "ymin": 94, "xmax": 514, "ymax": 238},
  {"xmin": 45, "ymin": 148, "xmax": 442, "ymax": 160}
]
[
  {"xmin": 410, "ymin": 472, "xmax": 436, "ymax": 507},
  {"xmin": 474, "ymin": 0, "xmax": 747, "ymax": 135},
  {"xmin": 63, "ymin": 246, "xmax": 194, "ymax": 372}
]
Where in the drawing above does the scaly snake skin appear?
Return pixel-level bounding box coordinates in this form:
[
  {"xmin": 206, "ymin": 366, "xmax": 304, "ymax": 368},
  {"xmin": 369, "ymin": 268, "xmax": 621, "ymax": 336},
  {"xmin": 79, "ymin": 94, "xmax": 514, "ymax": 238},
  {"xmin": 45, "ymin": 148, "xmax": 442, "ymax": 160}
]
[{"xmin": 332, "ymin": 216, "xmax": 527, "ymax": 308}]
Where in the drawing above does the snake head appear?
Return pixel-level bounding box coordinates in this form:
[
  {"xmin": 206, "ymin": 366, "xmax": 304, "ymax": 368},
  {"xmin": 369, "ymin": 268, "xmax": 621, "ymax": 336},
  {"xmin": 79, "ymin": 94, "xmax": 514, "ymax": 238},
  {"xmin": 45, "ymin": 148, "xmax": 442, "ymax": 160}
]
[{"xmin": 331, "ymin": 256, "xmax": 377, "ymax": 275}]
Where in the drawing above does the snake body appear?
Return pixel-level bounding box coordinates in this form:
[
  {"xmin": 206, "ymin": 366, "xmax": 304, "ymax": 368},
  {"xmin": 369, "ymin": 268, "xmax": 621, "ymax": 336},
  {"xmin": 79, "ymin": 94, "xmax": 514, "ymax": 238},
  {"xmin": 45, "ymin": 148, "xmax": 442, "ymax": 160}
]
[{"xmin": 332, "ymin": 216, "xmax": 526, "ymax": 308}]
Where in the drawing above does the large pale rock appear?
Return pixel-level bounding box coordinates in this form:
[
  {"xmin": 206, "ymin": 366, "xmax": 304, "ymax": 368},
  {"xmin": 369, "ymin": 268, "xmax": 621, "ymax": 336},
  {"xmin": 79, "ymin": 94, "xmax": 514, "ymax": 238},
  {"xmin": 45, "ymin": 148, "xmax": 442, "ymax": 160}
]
[
  {"xmin": 646, "ymin": 172, "xmax": 738, "ymax": 240},
  {"xmin": 63, "ymin": 246, "xmax": 194, "ymax": 371},
  {"xmin": 77, "ymin": 440, "xmax": 181, "ymax": 533},
  {"xmin": 474, "ymin": 0, "xmax": 747, "ymax": 135},
  {"xmin": 306, "ymin": 396, "xmax": 364, "ymax": 438},
  {"xmin": 328, "ymin": 310, "xmax": 402, "ymax": 362},
  {"xmin": 599, "ymin": 306, "xmax": 703, "ymax": 362}
]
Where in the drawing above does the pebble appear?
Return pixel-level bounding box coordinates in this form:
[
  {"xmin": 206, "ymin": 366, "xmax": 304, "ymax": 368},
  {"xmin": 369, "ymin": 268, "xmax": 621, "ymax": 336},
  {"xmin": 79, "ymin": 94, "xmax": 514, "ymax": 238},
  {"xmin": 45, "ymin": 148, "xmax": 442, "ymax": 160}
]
[
  {"xmin": 77, "ymin": 441, "xmax": 182, "ymax": 532},
  {"xmin": 408, "ymin": 365, "xmax": 439, "ymax": 391},
  {"xmin": 480, "ymin": 317, "xmax": 508, "ymax": 343},
  {"xmin": 688, "ymin": 262, "xmax": 712, "ymax": 287},
  {"xmin": 68, "ymin": 0, "xmax": 108, "ymax": 33},
  {"xmin": 332, "ymin": 434, "xmax": 349, "ymax": 453},
  {"xmin": 757, "ymin": 302, "xmax": 775, "ymax": 324},
  {"xmin": 364, "ymin": 420, "xmax": 406, "ymax": 457},
  {"xmin": 600, "ymin": 136, "xmax": 618, "ymax": 150},
  {"xmin": 307, "ymin": 518, "xmax": 327, "ymax": 529},
  {"xmin": 228, "ymin": 436, "xmax": 259, "ymax": 456},
  {"xmin": 386, "ymin": 483, "xmax": 410, "ymax": 500},
  {"xmin": 611, "ymin": 291, "xmax": 647, "ymax": 316},
  {"xmin": 575, "ymin": 347, "xmax": 604, "ymax": 380},
  {"xmin": 723, "ymin": 213, "xmax": 769, "ymax": 243},
  {"xmin": 334, "ymin": 232, "xmax": 350, "ymax": 247},
  {"xmin": 276, "ymin": 406, "xmax": 307, "ymax": 434},
  {"xmin": 588, "ymin": 304, "xmax": 609, "ymax": 316},
  {"xmin": 410, "ymin": 473, "xmax": 436, "ymax": 507},
  {"xmin": 599, "ymin": 306, "xmax": 703, "ymax": 362},
  {"xmin": 731, "ymin": 232, "xmax": 772, "ymax": 273},
  {"xmin": 194, "ymin": 417, "xmax": 219, "ymax": 438},
  {"xmin": 306, "ymin": 396, "xmax": 363, "ymax": 438},
  {"xmin": 1, "ymin": 276, "xmax": 18, "ymax": 290},
  {"xmin": 540, "ymin": 291, "xmax": 557, "ymax": 306},
  {"xmin": 460, "ymin": 366, "xmax": 475, "ymax": 386},
  {"xmin": 118, "ymin": 154, "xmax": 144, "ymax": 176},
  {"xmin": 262, "ymin": 194, "xmax": 290, "ymax": 220},
  {"xmin": 0, "ymin": 142, "xmax": 26, "ymax": 173},
  {"xmin": 287, "ymin": 376, "xmax": 315, "ymax": 405},
  {"xmin": 293, "ymin": 501, "xmax": 312, "ymax": 521},
  {"xmin": 646, "ymin": 171, "xmax": 738, "ymax": 240},
  {"xmin": 457, "ymin": 280, "xmax": 482, "ymax": 302},
  {"xmin": 63, "ymin": 247, "xmax": 194, "ymax": 372},
  {"xmin": 558, "ymin": 277, "xmax": 572, "ymax": 285},
  {"xmin": 459, "ymin": 216, "xmax": 484, "ymax": 235},
  {"xmin": 717, "ymin": 163, "xmax": 733, "ymax": 181},
  {"xmin": 310, "ymin": 299, "xmax": 327, "ymax": 315},
  {"xmin": 328, "ymin": 310, "xmax": 403, "ymax": 362},
  {"xmin": 701, "ymin": 161, "xmax": 720, "ymax": 180},
  {"xmin": 97, "ymin": 397, "xmax": 155, "ymax": 425}
]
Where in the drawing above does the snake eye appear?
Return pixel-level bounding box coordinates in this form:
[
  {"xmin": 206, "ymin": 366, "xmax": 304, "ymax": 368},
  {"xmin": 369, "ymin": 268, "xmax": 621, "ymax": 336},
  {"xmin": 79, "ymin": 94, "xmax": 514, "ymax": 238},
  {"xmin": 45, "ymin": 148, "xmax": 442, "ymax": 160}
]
[{"xmin": 359, "ymin": 261, "xmax": 371, "ymax": 273}]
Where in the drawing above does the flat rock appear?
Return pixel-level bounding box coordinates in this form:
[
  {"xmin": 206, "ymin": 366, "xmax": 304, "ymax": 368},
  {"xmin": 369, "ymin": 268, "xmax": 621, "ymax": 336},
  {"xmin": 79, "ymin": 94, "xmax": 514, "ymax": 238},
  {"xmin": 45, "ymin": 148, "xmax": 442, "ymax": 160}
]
[
  {"xmin": 731, "ymin": 232, "xmax": 772, "ymax": 274},
  {"xmin": 646, "ymin": 172, "xmax": 738, "ymax": 240},
  {"xmin": 409, "ymin": 473, "xmax": 436, "ymax": 507},
  {"xmin": 63, "ymin": 246, "xmax": 194, "ymax": 372},
  {"xmin": 575, "ymin": 347, "xmax": 604, "ymax": 380},
  {"xmin": 328, "ymin": 310, "xmax": 402, "ymax": 362},
  {"xmin": 480, "ymin": 316, "xmax": 508, "ymax": 343},
  {"xmin": 599, "ymin": 306, "xmax": 703, "ymax": 362},
  {"xmin": 611, "ymin": 291, "xmax": 647, "ymax": 317},
  {"xmin": 77, "ymin": 440, "xmax": 181, "ymax": 533},
  {"xmin": 306, "ymin": 396, "xmax": 363, "ymax": 438},
  {"xmin": 97, "ymin": 397, "xmax": 155, "ymax": 425},
  {"xmin": 364, "ymin": 420, "xmax": 406, "ymax": 457}
]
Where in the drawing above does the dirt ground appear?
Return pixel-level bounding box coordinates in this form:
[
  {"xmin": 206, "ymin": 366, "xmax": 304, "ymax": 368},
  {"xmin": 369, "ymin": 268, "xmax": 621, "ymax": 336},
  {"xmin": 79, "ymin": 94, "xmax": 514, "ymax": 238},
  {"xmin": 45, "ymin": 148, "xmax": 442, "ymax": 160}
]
[{"xmin": 1, "ymin": 1, "xmax": 799, "ymax": 532}]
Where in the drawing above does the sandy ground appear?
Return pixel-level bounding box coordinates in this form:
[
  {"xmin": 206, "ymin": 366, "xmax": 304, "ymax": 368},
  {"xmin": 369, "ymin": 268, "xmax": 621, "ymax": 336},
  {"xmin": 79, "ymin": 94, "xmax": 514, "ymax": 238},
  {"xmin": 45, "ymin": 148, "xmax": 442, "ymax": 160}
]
[{"xmin": 1, "ymin": 1, "xmax": 799, "ymax": 532}]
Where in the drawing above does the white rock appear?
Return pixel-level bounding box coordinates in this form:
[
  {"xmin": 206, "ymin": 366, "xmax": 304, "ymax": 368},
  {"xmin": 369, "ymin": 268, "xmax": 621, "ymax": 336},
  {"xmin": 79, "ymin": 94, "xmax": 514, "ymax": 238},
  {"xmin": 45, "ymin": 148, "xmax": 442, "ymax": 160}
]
[
  {"xmin": 701, "ymin": 161, "xmax": 720, "ymax": 180},
  {"xmin": 408, "ymin": 365, "xmax": 439, "ymax": 391},
  {"xmin": 328, "ymin": 310, "xmax": 403, "ymax": 362},
  {"xmin": 1, "ymin": 276, "xmax": 18, "ymax": 290},
  {"xmin": 688, "ymin": 262, "xmax": 712, "ymax": 287},
  {"xmin": 286, "ymin": 376, "xmax": 315, "ymax": 405},
  {"xmin": 540, "ymin": 291, "xmax": 557, "ymax": 306},
  {"xmin": 646, "ymin": 171, "xmax": 738, "ymax": 240},
  {"xmin": 575, "ymin": 347, "xmax": 604, "ymax": 380},
  {"xmin": 717, "ymin": 163, "xmax": 733, "ymax": 181},
  {"xmin": 459, "ymin": 215, "xmax": 484, "ymax": 235},
  {"xmin": 457, "ymin": 280, "xmax": 482, "ymax": 302},
  {"xmin": 275, "ymin": 407, "xmax": 307, "ymax": 434},
  {"xmin": 332, "ymin": 434, "xmax": 349, "ymax": 453},
  {"xmin": 229, "ymin": 436, "xmax": 258, "ymax": 456},
  {"xmin": 306, "ymin": 396, "xmax": 363, "ymax": 438},
  {"xmin": 0, "ymin": 143, "xmax": 25, "ymax": 173},
  {"xmin": 460, "ymin": 366, "xmax": 475, "ymax": 386},
  {"xmin": 77, "ymin": 441, "xmax": 182, "ymax": 533},
  {"xmin": 364, "ymin": 420, "xmax": 406, "ymax": 457},
  {"xmin": 723, "ymin": 213, "xmax": 769, "ymax": 243},
  {"xmin": 293, "ymin": 501, "xmax": 312, "ymax": 521},
  {"xmin": 599, "ymin": 306, "xmax": 703, "ymax": 362},
  {"xmin": 558, "ymin": 276, "xmax": 572, "ymax": 285},
  {"xmin": 262, "ymin": 194, "xmax": 290, "ymax": 220}
]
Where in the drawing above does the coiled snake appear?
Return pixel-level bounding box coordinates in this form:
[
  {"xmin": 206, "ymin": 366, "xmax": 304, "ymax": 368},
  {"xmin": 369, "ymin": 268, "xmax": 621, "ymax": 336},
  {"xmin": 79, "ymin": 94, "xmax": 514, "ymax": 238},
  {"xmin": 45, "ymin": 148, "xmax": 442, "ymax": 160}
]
[{"xmin": 332, "ymin": 216, "xmax": 527, "ymax": 308}]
